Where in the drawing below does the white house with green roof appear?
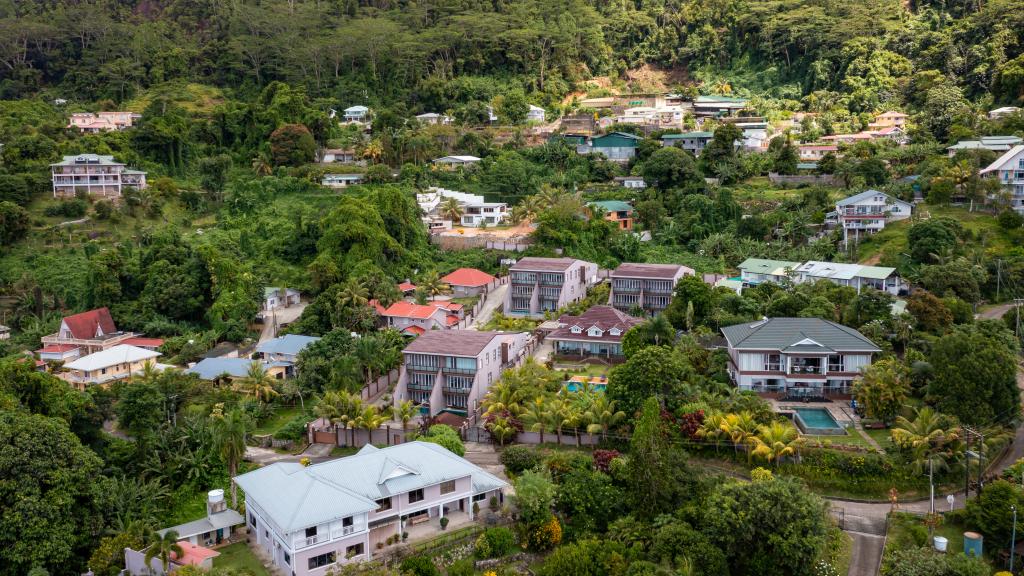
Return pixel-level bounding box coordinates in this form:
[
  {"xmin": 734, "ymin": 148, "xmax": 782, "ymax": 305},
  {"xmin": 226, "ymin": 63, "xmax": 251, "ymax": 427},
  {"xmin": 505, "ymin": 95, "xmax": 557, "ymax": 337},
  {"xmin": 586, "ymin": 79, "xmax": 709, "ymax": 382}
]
[
  {"xmin": 721, "ymin": 317, "xmax": 880, "ymax": 394},
  {"xmin": 793, "ymin": 261, "xmax": 905, "ymax": 295},
  {"xmin": 234, "ymin": 442, "xmax": 507, "ymax": 576},
  {"xmin": 737, "ymin": 258, "xmax": 801, "ymax": 285}
]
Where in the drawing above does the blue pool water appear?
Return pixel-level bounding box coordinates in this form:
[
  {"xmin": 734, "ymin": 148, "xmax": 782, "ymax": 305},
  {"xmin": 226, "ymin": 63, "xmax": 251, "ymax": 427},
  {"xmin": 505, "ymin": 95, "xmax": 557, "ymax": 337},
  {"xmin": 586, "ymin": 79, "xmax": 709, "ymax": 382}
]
[
  {"xmin": 565, "ymin": 382, "xmax": 607, "ymax": 393},
  {"xmin": 793, "ymin": 408, "xmax": 842, "ymax": 430}
]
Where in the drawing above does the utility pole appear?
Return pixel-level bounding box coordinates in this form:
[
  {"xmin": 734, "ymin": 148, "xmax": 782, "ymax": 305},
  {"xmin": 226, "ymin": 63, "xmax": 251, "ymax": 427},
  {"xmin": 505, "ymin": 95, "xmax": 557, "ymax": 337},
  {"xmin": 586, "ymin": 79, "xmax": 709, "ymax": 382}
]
[
  {"xmin": 997, "ymin": 258, "xmax": 1002, "ymax": 303},
  {"xmin": 930, "ymin": 458, "xmax": 935, "ymax": 516},
  {"xmin": 964, "ymin": 426, "xmax": 973, "ymax": 498}
]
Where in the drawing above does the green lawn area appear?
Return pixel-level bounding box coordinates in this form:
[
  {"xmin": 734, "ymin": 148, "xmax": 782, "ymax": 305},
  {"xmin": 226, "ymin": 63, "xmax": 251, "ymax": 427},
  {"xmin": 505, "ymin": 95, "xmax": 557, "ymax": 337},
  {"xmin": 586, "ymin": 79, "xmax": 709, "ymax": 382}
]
[
  {"xmin": 214, "ymin": 542, "xmax": 271, "ymax": 576},
  {"xmin": 802, "ymin": 430, "xmax": 875, "ymax": 450},
  {"xmin": 855, "ymin": 203, "xmax": 1009, "ymax": 266},
  {"xmin": 253, "ymin": 403, "xmax": 311, "ymax": 436},
  {"xmin": 553, "ymin": 363, "xmax": 613, "ymax": 378},
  {"xmin": 864, "ymin": 428, "xmax": 894, "ymax": 450}
]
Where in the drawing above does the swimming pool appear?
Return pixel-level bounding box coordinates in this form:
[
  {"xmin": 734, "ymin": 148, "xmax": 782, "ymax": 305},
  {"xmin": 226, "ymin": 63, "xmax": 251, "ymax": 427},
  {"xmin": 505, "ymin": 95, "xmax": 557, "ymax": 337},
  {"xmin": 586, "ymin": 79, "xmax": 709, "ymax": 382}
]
[
  {"xmin": 565, "ymin": 382, "xmax": 607, "ymax": 393},
  {"xmin": 791, "ymin": 407, "xmax": 846, "ymax": 435}
]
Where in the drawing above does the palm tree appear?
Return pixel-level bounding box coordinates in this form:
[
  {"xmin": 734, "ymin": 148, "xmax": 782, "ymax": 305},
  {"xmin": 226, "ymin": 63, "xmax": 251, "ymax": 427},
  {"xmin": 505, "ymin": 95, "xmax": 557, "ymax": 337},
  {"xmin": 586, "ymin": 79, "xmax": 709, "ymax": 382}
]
[
  {"xmin": 643, "ymin": 314, "xmax": 675, "ymax": 346},
  {"xmin": 584, "ymin": 395, "xmax": 625, "ymax": 440},
  {"xmin": 213, "ymin": 410, "xmax": 248, "ymax": 507},
  {"xmin": 483, "ymin": 380, "xmax": 523, "ymax": 419},
  {"xmin": 336, "ymin": 278, "xmax": 369, "ymax": 309},
  {"xmin": 750, "ymin": 421, "xmax": 800, "ymax": 467},
  {"xmin": 697, "ymin": 411, "xmax": 728, "ymax": 454},
  {"xmin": 354, "ymin": 406, "xmax": 387, "ymax": 443},
  {"xmin": 548, "ymin": 396, "xmax": 571, "ymax": 445},
  {"xmin": 890, "ymin": 407, "xmax": 962, "ymax": 474},
  {"xmin": 392, "ymin": 400, "xmax": 417, "ymax": 433},
  {"xmin": 144, "ymin": 529, "xmax": 183, "ymax": 573},
  {"xmin": 720, "ymin": 411, "xmax": 759, "ymax": 458},
  {"xmin": 251, "ymin": 154, "xmax": 272, "ymax": 176},
  {"xmin": 439, "ymin": 197, "xmax": 464, "ymax": 223},
  {"xmin": 418, "ymin": 271, "xmax": 449, "ymax": 297},
  {"xmin": 521, "ymin": 397, "xmax": 552, "ymax": 444},
  {"xmin": 355, "ymin": 336, "xmax": 384, "ymax": 385},
  {"xmin": 488, "ymin": 415, "xmax": 518, "ymax": 446},
  {"xmin": 233, "ymin": 361, "xmax": 279, "ymax": 404}
]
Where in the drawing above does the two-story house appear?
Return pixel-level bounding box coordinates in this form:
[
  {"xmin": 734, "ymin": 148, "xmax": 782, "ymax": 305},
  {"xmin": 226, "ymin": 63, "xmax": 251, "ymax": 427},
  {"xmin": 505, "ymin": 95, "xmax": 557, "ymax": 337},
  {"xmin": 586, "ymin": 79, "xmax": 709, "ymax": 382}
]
[
  {"xmin": 37, "ymin": 307, "xmax": 156, "ymax": 361},
  {"xmin": 588, "ymin": 200, "xmax": 634, "ymax": 230},
  {"xmin": 834, "ymin": 189, "xmax": 913, "ymax": 246},
  {"xmin": 393, "ymin": 330, "xmax": 529, "ymax": 417},
  {"xmin": 527, "ymin": 105, "xmax": 546, "ymax": 123},
  {"xmin": 722, "ymin": 317, "xmax": 880, "ymax": 395},
  {"xmin": 737, "ymin": 258, "xmax": 801, "ymax": 286},
  {"xmin": 577, "ymin": 132, "xmax": 642, "ymax": 162},
  {"xmin": 343, "ymin": 106, "xmax": 369, "ymax": 122},
  {"xmin": 505, "ymin": 257, "xmax": 599, "ymax": 317},
  {"xmin": 548, "ymin": 305, "xmax": 643, "ymax": 361},
  {"xmin": 234, "ymin": 442, "xmax": 507, "ymax": 576},
  {"xmin": 68, "ymin": 111, "xmax": 141, "ymax": 132},
  {"xmin": 609, "ymin": 263, "xmax": 693, "ymax": 314},
  {"xmin": 661, "ymin": 131, "xmax": 714, "ymax": 156},
  {"xmin": 51, "ymin": 154, "xmax": 148, "ymax": 199},
  {"xmin": 981, "ymin": 145, "xmax": 1024, "ymax": 212}
]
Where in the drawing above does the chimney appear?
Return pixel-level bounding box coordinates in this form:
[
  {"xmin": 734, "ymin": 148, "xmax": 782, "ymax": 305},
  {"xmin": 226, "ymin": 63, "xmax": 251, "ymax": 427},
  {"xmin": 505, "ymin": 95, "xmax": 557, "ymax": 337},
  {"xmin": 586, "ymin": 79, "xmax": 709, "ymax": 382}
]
[{"xmin": 207, "ymin": 489, "xmax": 226, "ymax": 516}]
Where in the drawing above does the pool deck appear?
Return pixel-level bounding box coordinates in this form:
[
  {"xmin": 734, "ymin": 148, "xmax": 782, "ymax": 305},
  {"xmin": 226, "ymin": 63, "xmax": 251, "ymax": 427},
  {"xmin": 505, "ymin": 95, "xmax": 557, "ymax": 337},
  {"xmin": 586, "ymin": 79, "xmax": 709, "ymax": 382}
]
[{"xmin": 769, "ymin": 398, "xmax": 885, "ymax": 452}]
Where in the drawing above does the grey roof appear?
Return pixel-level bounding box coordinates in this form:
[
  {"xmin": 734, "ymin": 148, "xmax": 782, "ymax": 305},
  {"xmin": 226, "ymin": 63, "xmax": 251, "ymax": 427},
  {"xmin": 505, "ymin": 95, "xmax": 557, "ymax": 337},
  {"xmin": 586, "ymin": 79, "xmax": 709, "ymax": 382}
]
[
  {"xmin": 185, "ymin": 358, "xmax": 267, "ymax": 380},
  {"xmin": 611, "ymin": 262, "xmax": 692, "ymax": 279},
  {"xmin": 233, "ymin": 442, "xmax": 508, "ymax": 533},
  {"xmin": 402, "ymin": 330, "xmax": 509, "ymax": 356},
  {"xmin": 255, "ymin": 334, "xmax": 320, "ymax": 357},
  {"xmin": 509, "ymin": 256, "xmax": 582, "ymax": 272},
  {"xmin": 836, "ymin": 190, "xmax": 908, "ymax": 207},
  {"xmin": 159, "ymin": 509, "xmax": 244, "ymax": 539},
  {"xmin": 264, "ymin": 287, "xmax": 299, "ymax": 298},
  {"xmin": 721, "ymin": 318, "xmax": 880, "ymax": 353},
  {"xmin": 737, "ymin": 258, "xmax": 801, "ymax": 276},
  {"xmin": 50, "ymin": 154, "xmax": 123, "ymax": 167}
]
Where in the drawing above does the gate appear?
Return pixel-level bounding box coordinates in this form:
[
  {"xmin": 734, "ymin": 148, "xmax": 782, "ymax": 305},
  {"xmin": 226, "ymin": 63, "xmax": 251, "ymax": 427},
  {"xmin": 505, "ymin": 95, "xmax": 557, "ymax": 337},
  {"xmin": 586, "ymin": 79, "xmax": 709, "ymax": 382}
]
[{"xmin": 831, "ymin": 507, "xmax": 886, "ymax": 536}]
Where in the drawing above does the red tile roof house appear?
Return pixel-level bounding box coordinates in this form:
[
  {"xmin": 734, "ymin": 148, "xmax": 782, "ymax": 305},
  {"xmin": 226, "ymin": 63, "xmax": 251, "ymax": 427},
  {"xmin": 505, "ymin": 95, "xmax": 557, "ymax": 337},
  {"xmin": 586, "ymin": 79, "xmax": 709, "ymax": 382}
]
[
  {"xmin": 505, "ymin": 257, "xmax": 599, "ymax": 317},
  {"xmin": 440, "ymin": 268, "xmax": 496, "ymax": 297},
  {"xmin": 548, "ymin": 306, "xmax": 643, "ymax": 362},
  {"xmin": 609, "ymin": 263, "xmax": 694, "ymax": 315},
  {"xmin": 380, "ymin": 301, "xmax": 457, "ymax": 335},
  {"xmin": 394, "ymin": 330, "xmax": 530, "ymax": 418},
  {"xmin": 37, "ymin": 307, "xmax": 163, "ymax": 362}
]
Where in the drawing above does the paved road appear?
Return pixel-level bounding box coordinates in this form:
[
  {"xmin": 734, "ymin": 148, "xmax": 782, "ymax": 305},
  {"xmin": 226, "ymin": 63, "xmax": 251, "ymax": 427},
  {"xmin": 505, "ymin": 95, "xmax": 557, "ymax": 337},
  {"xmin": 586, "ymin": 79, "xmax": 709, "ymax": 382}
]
[
  {"xmin": 976, "ymin": 302, "xmax": 1014, "ymax": 320},
  {"xmin": 244, "ymin": 442, "xmax": 335, "ymax": 465},
  {"xmin": 469, "ymin": 283, "xmax": 507, "ymax": 329},
  {"xmin": 258, "ymin": 303, "xmax": 307, "ymax": 343},
  {"xmin": 848, "ymin": 533, "xmax": 885, "ymax": 576}
]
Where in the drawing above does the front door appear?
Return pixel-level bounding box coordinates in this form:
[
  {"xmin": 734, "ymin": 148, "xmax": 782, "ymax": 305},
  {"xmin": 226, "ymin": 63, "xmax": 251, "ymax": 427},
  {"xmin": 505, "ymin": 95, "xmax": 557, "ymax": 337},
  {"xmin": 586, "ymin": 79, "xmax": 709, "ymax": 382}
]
[{"xmin": 216, "ymin": 528, "xmax": 224, "ymax": 543}]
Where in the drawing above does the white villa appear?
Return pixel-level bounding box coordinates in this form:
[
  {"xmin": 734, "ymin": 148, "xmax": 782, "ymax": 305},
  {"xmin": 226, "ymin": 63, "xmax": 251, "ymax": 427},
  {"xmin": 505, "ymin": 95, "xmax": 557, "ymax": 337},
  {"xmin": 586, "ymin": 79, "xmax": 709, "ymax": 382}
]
[
  {"xmin": 832, "ymin": 189, "xmax": 913, "ymax": 247},
  {"xmin": 722, "ymin": 317, "xmax": 880, "ymax": 395},
  {"xmin": 51, "ymin": 154, "xmax": 147, "ymax": 199},
  {"xmin": 981, "ymin": 145, "xmax": 1024, "ymax": 212},
  {"xmin": 416, "ymin": 187, "xmax": 508, "ymax": 227},
  {"xmin": 234, "ymin": 442, "xmax": 507, "ymax": 576}
]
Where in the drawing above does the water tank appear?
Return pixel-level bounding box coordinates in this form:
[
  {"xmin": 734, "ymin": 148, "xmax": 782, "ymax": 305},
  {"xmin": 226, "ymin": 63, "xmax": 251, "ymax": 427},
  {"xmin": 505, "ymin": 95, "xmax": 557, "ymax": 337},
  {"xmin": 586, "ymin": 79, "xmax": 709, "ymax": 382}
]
[
  {"xmin": 208, "ymin": 489, "xmax": 225, "ymax": 504},
  {"xmin": 964, "ymin": 531, "xmax": 983, "ymax": 557},
  {"xmin": 933, "ymin": 536, "xmax": 948, "ymax": 552}
]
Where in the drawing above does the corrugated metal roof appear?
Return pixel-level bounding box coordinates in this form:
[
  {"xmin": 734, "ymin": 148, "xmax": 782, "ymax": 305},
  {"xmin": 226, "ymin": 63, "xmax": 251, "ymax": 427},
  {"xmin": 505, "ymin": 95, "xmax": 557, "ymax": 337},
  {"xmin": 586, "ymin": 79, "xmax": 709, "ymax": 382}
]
[
  {"xmin": 255, "ymin": 334, "xmax": 320, "ymax": 356},
  {"xmin": 720, "ymin": 318, "xmax": 880, "ymax": 352}
]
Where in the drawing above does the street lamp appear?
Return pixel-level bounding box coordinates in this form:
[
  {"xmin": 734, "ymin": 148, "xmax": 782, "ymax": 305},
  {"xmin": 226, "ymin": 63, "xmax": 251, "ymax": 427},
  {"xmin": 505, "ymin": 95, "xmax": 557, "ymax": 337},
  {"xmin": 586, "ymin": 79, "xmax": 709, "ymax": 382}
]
[{"xmin": 1012, "ymin": 505, "xmax": 1018, "ymax": 574}]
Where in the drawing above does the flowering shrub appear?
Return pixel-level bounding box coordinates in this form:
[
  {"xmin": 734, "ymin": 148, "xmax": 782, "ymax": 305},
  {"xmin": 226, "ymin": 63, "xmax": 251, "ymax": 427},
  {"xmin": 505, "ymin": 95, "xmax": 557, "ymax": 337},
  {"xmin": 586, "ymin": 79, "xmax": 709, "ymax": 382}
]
[
  {"xmin": 500, "ymin": 445, "xmax": 540, "ymax": 475},
  {"xmin": 528, "ymin": 516, "xmax": 562, "ymax": 551},
  {"xmin": 751, "ymin": 467, "xmax": 774, "ymax": 482},
  {"xmin": 592, "ymin": 449, "xmax": 621, "ymax": 473},
  {"xmin": 813, "ymin": 560, "xmax": 840, "ymax": 576}
]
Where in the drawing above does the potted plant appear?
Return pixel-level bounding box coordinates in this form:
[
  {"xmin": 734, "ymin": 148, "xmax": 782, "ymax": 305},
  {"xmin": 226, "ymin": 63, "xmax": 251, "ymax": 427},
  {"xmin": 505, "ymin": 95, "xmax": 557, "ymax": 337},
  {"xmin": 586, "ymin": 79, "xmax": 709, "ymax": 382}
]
[
  {"xmin": 472, "ymin": 502, "xmax": 480, "ymax": 518},
  {"xmin": 402, "ymin": 531, "xmax": 408, "ymax": 542},
  {"xmin": 439, "ymin": 517, "xmax": 449, "ymax": 530}
]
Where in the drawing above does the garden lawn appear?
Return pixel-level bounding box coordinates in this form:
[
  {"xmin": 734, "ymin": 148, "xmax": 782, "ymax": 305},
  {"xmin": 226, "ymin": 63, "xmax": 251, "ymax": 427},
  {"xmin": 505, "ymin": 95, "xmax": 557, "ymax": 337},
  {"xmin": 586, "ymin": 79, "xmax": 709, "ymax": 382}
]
[
  {"xmin": 864, "ymin": 428, "xmax": 894, "ymax": 450},
  {"xmin": 214, "ymin": 542, "xmax": 271, "ymax": 576},
  {"xmin": 855, "ymin": 204, "xmax": 1008, "ymax": 266},
  {"xmin": 884, "ymin": 512, "xmax": 976, "ymax": 564},
  {"xmin": 802, "ymin": 431, "xmax": 874, "ymax": 450},
  {"xmin": 554, "ymin": 364, "xmax": 612, "ymax": 378},
  {"xmin": 253, "ymin": 404, "xmax": 306, "ymax": 436}
]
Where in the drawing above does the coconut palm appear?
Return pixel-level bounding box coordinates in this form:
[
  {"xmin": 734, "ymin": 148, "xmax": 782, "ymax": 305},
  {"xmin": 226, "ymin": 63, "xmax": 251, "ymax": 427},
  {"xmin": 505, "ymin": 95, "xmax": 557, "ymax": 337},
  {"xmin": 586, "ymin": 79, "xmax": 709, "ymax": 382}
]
[
  {"xmin": 720, "ymin": 411, "xmax": 759, "ymax": 457},
  {"xmin": 439, "ymin": 197, "xmax": 464, "ymax": 222},
  {"xmin": 145, "ymin": 529, "xmax": 183, "ymax": 573},
  {"xmin": 355, "ymin": 336, "xmax": 384, "ymax": 384},
  {"xmin": 213, "ymin": 409, "xmax": 248, "ymax": 507},
  {"xmin": 750, "ymin": 421, "xmax": 801, "ymax": 467},
  {"xmin": 418, "ymin": 271, "xmax": 449, "ymax": 297},
  {"xmin": 547, "ymin": 396, "xmax": 572, "ymax": 445},
  {"xmin": 643, "ymin": 314, "xmax": 676, "ymax": 346},
  {"xmin": 392, "ymin": 399, "xmax": 417, "ymax": 432},
  {"xmin": 488, "ymin": 415, "xmax": 518, "ymax": 446},
  {"xmin": 584, "ymin": 395, "xmax": 626, "ymax": 440},
  {"xmin": 233, "ymin": 361, "xmax": 279, "ymax": 404},
  {"xmin": 697, "ymin": 411, "xmax": 728, "ymax": 454},
  {"xmin": 890, "ymin": 407, "xmax": 962, "ymax": 474},
  {"xmin": 521, "ymin": 397, "xmax": 553, "ymax": 444},
  {"xmin": 483, "ymin": 380, "xmax": 523, "ymax": 418},
  {"xmin": 336, "ymin": 278, "xmax": 369, "ymax": 309},
  {"xmin": 354, "ymin": 405, "xmax": 387, "ymax": 442}
]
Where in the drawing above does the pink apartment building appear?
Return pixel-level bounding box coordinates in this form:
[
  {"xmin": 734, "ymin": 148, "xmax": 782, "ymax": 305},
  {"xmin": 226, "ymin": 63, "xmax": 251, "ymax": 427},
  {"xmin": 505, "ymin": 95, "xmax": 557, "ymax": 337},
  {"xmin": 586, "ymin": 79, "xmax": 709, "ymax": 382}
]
[
  {"xmin": 505, "ymin": 257, "xmax": 598, "ymax": 317},
  {"xmin": 393, "ymin": 330, "xmax": 529, "ymax": 418}
]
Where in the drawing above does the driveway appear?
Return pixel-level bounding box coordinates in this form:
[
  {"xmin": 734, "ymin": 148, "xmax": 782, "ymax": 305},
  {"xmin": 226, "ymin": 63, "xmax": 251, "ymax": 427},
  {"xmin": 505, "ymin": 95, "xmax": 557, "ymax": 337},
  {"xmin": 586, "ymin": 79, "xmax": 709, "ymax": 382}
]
[
  {"xmin": 258, "ymin": 303, "xmax": 308, "ymax": 343},
  {"xmin": 469, "ymin": 283, "xmax": 507, "ymax": 329},
  {"xmin": 976, "ymin": 303, "xmax": 1015, "ymax": 320},
  {"xmin": 244, "ymin": 442, "xmax": 335, "ymax": 466}
]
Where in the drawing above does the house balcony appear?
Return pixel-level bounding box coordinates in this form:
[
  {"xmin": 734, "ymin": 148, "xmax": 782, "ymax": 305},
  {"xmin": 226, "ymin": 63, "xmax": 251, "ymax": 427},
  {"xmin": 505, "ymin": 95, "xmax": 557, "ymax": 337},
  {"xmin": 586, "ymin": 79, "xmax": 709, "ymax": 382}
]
[
  {"xmin": 406, "ymin": 363, "xmax": 439, "ymax": 373},
  {"xmin": 441, "ymin": 366, "xmax": 476, "ymax": 375},
  {"xmin": 443, "ymin": 384, "xmax": 471, "ymax": 394},
  {"xmin": 612, "ymin": 284, "xmax": 641, "ymax": 293},
  {"xmin": 407, "ymin": 382, "xmax": 434, "ymax": 392},
  {"xmin": 40, "ymin": 332, "xmax": 135, "ymax": 350}
]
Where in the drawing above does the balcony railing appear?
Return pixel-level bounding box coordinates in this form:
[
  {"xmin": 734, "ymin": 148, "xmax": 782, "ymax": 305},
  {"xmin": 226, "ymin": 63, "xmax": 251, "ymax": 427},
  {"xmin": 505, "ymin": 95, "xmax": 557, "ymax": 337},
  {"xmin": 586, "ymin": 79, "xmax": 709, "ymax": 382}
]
[
  {"xmin": 613, "ymin": 284, "xmax": 641, "ymax": 293},
  {"xmin": 294, "ymin": 533, "xmax": 327, "ymax": 550},
  {"xmin": 788, "ymin": 365, "xmax": 822, "ymax": 375},
  {"xmin": 406, "ymin": 363, "xmax": 439, "ymax": 372},
  {"xmin": 407, "ymin": 382, "xmax": 434, "ymax": 391},
  {"xmin": 443, "ymin": 385, "xmax": 471, "ymax": 393},
  {"xmin": 441, "ymin": 366, "xmax": 476, "ymax": 375}
]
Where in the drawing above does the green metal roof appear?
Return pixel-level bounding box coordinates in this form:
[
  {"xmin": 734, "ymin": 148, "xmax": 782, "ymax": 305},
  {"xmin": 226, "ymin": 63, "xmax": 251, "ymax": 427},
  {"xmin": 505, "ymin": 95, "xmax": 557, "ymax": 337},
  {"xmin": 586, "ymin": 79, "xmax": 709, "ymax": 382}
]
[
  {"xmin": 737, "ymin": 258, "xmax": 801, "ymax": 275},
  {"xmin": 721, "ymin": 318, "xmax": 880, "ymax": 352},
  {"xmin": 855, "ymin": 265, "xmax": 898, "ymax": 280},
  {"xmin": 662, "ymin": 131, "xmax": 714, "ymax": 140},
  {"xmin": 589, "ymin": 200, "xmax": 633, "ymax": 213}
]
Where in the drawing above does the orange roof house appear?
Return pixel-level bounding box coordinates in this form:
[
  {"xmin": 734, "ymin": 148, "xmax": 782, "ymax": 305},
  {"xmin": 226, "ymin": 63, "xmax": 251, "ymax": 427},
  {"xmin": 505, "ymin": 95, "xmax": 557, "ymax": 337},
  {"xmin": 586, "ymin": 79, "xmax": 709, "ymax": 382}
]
[{"xmin": 440, "ymin": 268, "xmax": 497, "ymax": 297}]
